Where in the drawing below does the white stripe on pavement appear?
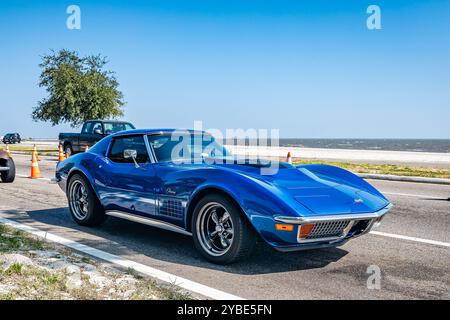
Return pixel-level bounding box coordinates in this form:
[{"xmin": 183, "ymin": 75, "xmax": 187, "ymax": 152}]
[
  {"xmin": 370, "ymin": 231, "xmax": 450, "ymax": 248},
  {"xmin": 384, "ymin": 191, "xmax": 448, "ymax": 200},
  {"xmin": 17, "ymin": 173, "xmax": 51, "ymax": 181},
  {"xmin": 0, "ymin": 216, "xmax": 244, "ymax": 300}
]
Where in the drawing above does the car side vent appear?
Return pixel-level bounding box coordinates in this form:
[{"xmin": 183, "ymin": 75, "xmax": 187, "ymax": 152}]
[{"xmin": 159, "ymin": 199, "xmax": 184, "ymax": 219}]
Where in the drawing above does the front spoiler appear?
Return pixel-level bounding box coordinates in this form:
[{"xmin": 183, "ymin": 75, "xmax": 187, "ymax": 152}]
[
  {"xmin": 274, "ymin": 203, "xmax": 393, "ymax": 224},
  {"xmin": 273, "ymin": 238, "xmax": 350, "ymax": 252}
]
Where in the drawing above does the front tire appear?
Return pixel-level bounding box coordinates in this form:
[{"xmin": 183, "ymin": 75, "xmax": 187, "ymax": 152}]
[
  {"xmin": 67, "ymin": 174, "xmax": 106, "ymax": 226},
  {"xmin": 192, "ymin": 194, "xmax": 256, "ymax": 264},
  {"xmin": 0, "ymin": 158, "xmax": 15, "ymax": 183}
]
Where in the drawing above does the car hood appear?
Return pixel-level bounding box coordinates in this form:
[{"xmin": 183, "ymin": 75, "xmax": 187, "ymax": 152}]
[{"xmin": 210, "ymin": 158, "xmax": 389, "ymax": 215}]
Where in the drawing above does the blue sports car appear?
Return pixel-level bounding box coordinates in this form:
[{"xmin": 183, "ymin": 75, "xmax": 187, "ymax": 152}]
[{"xmin": 55, "ymin": 129, "xmax": 392, "ymax": 264}]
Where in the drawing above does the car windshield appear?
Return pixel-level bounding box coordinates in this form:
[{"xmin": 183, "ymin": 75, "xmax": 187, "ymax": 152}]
[
  {"xmin": 103, "ymin": 122, "xmax": 135, "ymax": 135},
  {"xmin": 148, "ymin": 133, "xmax": 231, "ymax": 162}
]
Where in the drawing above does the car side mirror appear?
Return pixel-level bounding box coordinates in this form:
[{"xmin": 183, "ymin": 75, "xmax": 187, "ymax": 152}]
[
  {"xmin": 123, "ymin": 149, "xmax": 140, "ymax": 168},
  {"xmin": 94, "ymin": 128, "xmax": 103, "ymax": 135}
]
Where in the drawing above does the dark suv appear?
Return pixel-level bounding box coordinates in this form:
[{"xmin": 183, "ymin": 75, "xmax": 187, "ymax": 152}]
[{"xmin": 2, "ymin": 133, "xmax": 21, "ymax": 144}]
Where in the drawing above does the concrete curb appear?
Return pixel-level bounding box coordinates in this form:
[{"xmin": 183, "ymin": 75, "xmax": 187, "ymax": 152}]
[{"xmin": 357, "ymin": 173, "xmax": 450, "ymax": 185}]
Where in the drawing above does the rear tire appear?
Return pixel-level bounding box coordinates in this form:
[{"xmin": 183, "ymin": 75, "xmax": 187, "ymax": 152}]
[
  {"xmin": 67, "ymin": 174, "xmax": 106, "ymax": 226},
  {"xmin": 0, "ymin": 158, "xmax": 15, "ymax": 183},
  {"xmin": 191, "ymin": 194, "xmax": 256, "ymax": 264}
]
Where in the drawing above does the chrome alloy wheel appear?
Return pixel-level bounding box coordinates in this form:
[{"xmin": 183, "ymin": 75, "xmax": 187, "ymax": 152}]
[
  {"xmin": 69, "ymin": 180, "xmax": 89, "ymax": 220},
  {"xmin": 196, "ymin": 202, "xmax": 234, "ymax": 256}
]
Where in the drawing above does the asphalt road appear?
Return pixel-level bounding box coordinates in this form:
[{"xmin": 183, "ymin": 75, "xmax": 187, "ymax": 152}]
[{"xmin": 1, "ymin": 153, "xmax": 449, "ymax": 299}]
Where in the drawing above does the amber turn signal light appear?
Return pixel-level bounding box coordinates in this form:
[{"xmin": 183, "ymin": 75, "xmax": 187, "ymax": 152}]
[
  {"xmin": 298, "ymin": 224, "xmax": 315, "ymax": 239},
  {"xmin": 275, "ymin": 224, "xmax": 294, "ymax": 232}
]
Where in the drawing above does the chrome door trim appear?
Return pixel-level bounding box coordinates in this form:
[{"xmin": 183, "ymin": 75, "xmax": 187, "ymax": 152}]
[
  {"xmin": 143, "ymin": 134, "xmax": 157, "ymax": 163},
  {"xmin": 105, "ymin": 210, "xmax": 192, "ymax": 236}
]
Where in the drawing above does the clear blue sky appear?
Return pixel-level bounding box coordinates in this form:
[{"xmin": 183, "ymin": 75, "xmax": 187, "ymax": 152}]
[{"xmin": 0, "ymin": 0, "xmax": 449, "ymax": 138}]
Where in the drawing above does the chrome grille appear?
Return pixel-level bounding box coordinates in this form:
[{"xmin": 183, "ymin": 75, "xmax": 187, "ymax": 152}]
[{"xmin": 306, "ymin": 220, "xmax": 350, "ymax": 240}]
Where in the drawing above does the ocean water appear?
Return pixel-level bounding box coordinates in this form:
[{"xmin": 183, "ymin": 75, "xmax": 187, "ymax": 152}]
[
  {"xmin": 279, "ymin": 139, "xmax": 450, "ymax": 153},
  {"xmin": 236, "ymin": 139, "xmax": 450, "ymax": 153}
]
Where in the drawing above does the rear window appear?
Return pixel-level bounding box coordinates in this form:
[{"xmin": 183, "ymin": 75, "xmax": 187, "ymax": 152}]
[{"xmin": 103, "ymin": 122, "xmax": 135, "ymax": 135}]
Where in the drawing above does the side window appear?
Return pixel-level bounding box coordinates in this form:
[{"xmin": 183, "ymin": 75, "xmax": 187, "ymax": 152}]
[
  {"xmin": 82, "ymin": 122, "xmax": 93, "ymax": 134},
  {"xmin": 92, "ymin": 122, "xmax": 103, "ymax": 134},
  {"xmin": 108, "ymin": 136, "xmax": 150, "ymax": 164}
]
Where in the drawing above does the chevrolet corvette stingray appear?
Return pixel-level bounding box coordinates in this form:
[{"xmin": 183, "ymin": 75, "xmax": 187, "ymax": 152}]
[{"xmin": 55, "ymin": 129, "xmax": 392, "ymax": 264}]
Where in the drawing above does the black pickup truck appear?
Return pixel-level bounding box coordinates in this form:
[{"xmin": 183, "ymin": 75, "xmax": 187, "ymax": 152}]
[{"xmin": 59, "ymin": 120, "xmax": 135, "ymax": 156}]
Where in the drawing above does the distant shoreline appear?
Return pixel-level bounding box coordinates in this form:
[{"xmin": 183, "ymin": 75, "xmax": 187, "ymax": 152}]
[
  {"xmin": 6, "ymin": 139, "xmax": 450, "ymax": 169},
  {"xmin": 21, "ymin": 138, "xmax": 450, "ymax": 153},
  {"xmin": 232, "ymin": 138, "xmax": 450, "ymax": 153}
]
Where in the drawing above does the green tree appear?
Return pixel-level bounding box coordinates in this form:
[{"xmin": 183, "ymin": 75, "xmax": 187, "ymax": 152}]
[{"xmin": 32, "ymin": 49, "xmax": 125, "ymax": 127}]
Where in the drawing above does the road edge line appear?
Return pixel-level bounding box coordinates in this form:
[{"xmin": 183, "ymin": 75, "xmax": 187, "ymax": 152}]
[
  {"xmin": 358, "ymin": 173, "xmax": 450, "ymax": 185},
  {"xmin": 0, "ymin": 216, "xmax": 244, "ymax": 300},
  {"xmin": 370, "ymin": 231, "xmax": 450, "ymax": 248}
]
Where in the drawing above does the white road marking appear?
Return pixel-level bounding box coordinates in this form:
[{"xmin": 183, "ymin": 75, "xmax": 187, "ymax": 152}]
[
  {"xmin": 0, "ymin": 216, "xmax": 244, "ymax": 300},
  {"xmin": 16, "ymin": 173, "xmax": 51, "ymax": 181},
  {"xmin": 384, "ymin": 191, "xmax": 448, "ymax": 200},
  {"xmin": 370, "ymin": 231, "xmax": 450, "ymax": 248}
]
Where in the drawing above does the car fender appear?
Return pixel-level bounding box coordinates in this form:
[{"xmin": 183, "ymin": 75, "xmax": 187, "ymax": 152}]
[{"xmin": 184, "ymin": 169, "xmax": 310, "ymax": 244}]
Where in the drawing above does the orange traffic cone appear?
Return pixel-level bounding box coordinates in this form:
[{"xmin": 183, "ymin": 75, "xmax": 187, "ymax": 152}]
[
  {"xmin": 286, "ymin": 152, "xmax": 292, "ymax": 164},
  {"xmin": 30, "ymin": 152, "xmax": 41, "ymax": 179},
  {"xmin": 58, "ymin": 145, "xmax": 65, "ymax": 162},
  {"xmin": 32, "ymin": 144, "xmax": 40, "ymax": 161},
  {"xmin": 5, "ymin": 145, "xmax": 11, "ymax": 157}
]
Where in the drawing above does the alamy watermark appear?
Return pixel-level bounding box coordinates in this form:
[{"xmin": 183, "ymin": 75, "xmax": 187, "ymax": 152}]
[
  {"xmin": 66, "ymin": 5, "xmax": 81, "ymax": 30},
  {"xmin": 366, "ymin": 265, "xmax": 382, "ymax": 289},
  {"xmin": 367, "ymin": 5, "xmax": 382, "ymax": 30},
  {"xmin": 150, "ymin": 121, "xmax": 282, "ymax": 175}
]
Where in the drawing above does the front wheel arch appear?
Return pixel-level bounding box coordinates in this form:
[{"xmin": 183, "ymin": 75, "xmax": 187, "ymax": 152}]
[
  {"xmin": 186, "ymin": 187, "xmax": 256, "ymax": 235},
  {"xmin": 190, "ymin": 193, "xmax": 257, "ymax": 264}
]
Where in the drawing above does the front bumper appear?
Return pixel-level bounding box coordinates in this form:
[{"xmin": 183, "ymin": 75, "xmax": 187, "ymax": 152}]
[
  {"xmin": 267, "ymin": 203, "xmax": 393, "ymax": 251},
  {"xmin": 274, "ymin": 203, "xmax": 393, "ymax": 225}
]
